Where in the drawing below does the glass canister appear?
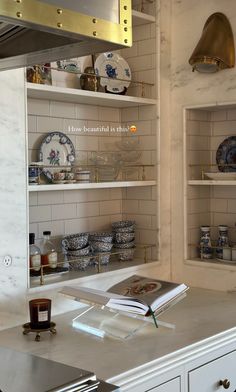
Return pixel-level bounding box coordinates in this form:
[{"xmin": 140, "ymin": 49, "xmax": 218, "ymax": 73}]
[
  {"xmin": 199, "ymin": 226, "xmax": 212, "ymax": 259},
  {"xmin": 216, "ymin": 225, "xmax": 230, "ymax": 259}
]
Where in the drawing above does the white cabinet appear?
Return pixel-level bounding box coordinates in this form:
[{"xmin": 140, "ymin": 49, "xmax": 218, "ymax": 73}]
[
  {"xmin": 147, "ymin": 377, "xmax": 180, "ymax": 392},
  {"xmin": 189, "ymin": 351, "xmax": 236, "ymax": 392}
]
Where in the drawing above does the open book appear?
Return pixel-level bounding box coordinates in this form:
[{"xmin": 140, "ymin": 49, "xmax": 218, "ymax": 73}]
[{"xmin": 61, "ymin": 275, "xmax": 188, "ymax": 317}]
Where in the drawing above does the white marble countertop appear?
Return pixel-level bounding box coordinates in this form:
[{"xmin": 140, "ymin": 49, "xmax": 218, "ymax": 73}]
[{"xmin": 0, "ymin": 288, "xmax": 236, "ymax": 387}]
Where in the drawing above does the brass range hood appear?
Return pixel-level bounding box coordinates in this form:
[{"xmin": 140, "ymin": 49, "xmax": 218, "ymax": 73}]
[{"xmin": 0, "ymin": 0, "xmax": 132, "ymax": 71}]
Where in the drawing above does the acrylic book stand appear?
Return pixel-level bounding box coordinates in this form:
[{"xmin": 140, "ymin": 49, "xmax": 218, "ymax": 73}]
[{"xmin": 72, "ymin": 304, "xmax": 177, "ymax": 340}]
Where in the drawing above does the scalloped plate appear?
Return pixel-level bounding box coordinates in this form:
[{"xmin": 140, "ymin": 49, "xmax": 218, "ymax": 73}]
[{"xmin": 38, "ymin": 131, "xmax": 75, "ymax": 182}]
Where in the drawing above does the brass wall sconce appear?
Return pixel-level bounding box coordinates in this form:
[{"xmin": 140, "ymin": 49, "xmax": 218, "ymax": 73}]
[{"xmin": 189, "ymin": 13, "xmax": 235, "ymax": 73}]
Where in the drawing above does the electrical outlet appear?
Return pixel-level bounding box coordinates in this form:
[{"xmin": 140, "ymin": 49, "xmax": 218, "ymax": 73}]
[{"xmin": 3, "ymin": 255, "xmax": 12, "ymax": 267}]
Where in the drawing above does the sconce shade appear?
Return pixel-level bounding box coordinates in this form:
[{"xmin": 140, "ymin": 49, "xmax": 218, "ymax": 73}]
[{"xmin": 189, "ymin": 13, "xmax": 235, "ymax": 73}]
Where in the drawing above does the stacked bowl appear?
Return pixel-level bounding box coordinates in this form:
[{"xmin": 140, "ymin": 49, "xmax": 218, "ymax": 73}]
[
  {"xmin": 89, "ymin": 232, "xmax": 113, "ymax": 265},
  {"xmin": 61, "ymin": 233, "xmax": 91, "ymax": 270},
  {"xmin": 112, "ymin": 220, "xmax": 136, "ymax": 261}
]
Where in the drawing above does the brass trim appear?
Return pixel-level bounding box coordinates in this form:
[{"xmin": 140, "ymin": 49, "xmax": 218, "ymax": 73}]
[{"xmin": 0, "ymin": 0, "xmax": 132, "ymax": 47}]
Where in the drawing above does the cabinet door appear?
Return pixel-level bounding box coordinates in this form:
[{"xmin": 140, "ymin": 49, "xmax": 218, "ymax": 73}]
[
  {"xmin": 147, "ymin": 377, "xmax": 180, "ymax": 392},
  {"xmin": 189, "ymin": 350, "xmax": 236, "ymax": 392}
]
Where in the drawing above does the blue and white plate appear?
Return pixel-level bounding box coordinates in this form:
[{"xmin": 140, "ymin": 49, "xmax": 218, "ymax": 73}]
[
  {"xmin": 95, "ymin": 52, "xmax": 131, "ymax": 94},
  {"xmin": 216, "ymin": 136, "xmax": 236, "ymax": 172},
  {"xmin": 38, "ymin": 131, "xmax": 75, "ymax": 182}
]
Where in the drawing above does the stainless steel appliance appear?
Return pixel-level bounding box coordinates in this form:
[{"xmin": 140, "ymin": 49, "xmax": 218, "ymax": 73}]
[
  {"xmin": 0, "ymin": 0, "xmax": 132, "ymax": 71},
  {"xmin": 0, "ymin": 346, "xmax": 119, "ymax": 391}
]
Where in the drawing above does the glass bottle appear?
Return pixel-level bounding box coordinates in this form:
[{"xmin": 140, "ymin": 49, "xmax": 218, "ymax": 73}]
[
  {"xmin": 29, "ymin": 233, "xmax": 41, "ymax": 272},
  {"xmin": 216, "ymin": 225, "xmax": 230, "ymax": 259},
  {"xmin": 199, "ymin": 226, "xmax": 212, "ymax": 259},
  {"xmin": 41, "ymin": 231, "xmax": 58, "ymax": 269}
]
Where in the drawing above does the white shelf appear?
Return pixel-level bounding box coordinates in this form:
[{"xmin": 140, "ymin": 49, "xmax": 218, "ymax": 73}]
[
  {"xmin": 132, "ymin": 10, "xmax": 156, "ymax": 26},
  {"xmin": 188, "ymin": 180, "xmax": 236, "ymax": 186},
  {"xmin": 28, "ymin": 180, "xmax": 156, "ymax": 192},
  {"xmin": 27, "ymin": 83, "xmax": 157, "ymax": 108}
]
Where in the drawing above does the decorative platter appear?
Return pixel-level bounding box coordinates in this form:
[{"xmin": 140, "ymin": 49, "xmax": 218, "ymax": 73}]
[
  {"xmin": 38, "ymin": 131, "xmax": 75, "ymax": 182},
  {"xmin": 204, "ymin": 172, "xmax": 236, "ymax": 180},
  {"xmin": 95, "ymin": 52, "xmax": 131, "ymax": 94},
  {"xmin": 216, "ymin": 136, "xmax": 236, "ymax": 172}
]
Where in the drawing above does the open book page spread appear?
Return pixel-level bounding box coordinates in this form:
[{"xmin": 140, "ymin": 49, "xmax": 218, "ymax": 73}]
[
  {"xmin": 61, "ymin": 275, "xmax": 188, "ymax": 316},
  {"xmin": 108, "ymin": 275, "xmax": 188, "ymax": 313}
]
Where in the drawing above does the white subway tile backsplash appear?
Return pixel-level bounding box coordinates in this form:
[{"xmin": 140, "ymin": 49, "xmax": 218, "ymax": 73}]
[
  {"xmin": 29, "ymin": 192, "xmax": 38, "ymax": 206},
  {"xmin": 65, "ymin": 218, "xmax": 89, "ymax": 235},
  {"xmin": 211, "ymin": 110, "xmax": 227, "ymax": 122},
  {"xmin": 75, "ymin": 135, "xmax": 99, "ymax": 151},
  {"xmin": 37, "ymin": 191, "xmax": 64, "ymax": 205},
  {"xmin": 77, "ymin": 202, "xmax": 100, "ymax": 218},
  {"xmin": 133, "ymin": 24, "xmax": 151, "ymax": 41},
  {"xmin": 38, "ymin": 220, "xmax": 65, "ymax": 239},
  {"xmin": 37, "ymin": 116, "xmax": 64, "ymax": 133},
  {"xmin": 88, "ymin": 216, "xmax": 111, "ymax": 231},
  {"xmin": 52, "ymin": 204, "xmax": 76, "ymax": 220},
  {"xmin": 99, "ymin": 200, "xmax": 121, "ymax": 215},
  {"xmin": 50, "ymin": 101, "xmax": 76, "ymax": 119},
  {"xmin": 76, "ymin": 104, "xmax": 99, "ymax": 120},
  {"xmin": 126, "ymin": 186, "xmax": 152, "ymax": 200},
  {"xmin": 123, "ymin": 199, "xmax": 139, "ymax": 214},
  {"xmin": 63, "ymin": 190, "xmax": 88, "ymax": 204},
  {"xmin": 28, "ymin": 98, "xmax": 50, "ymax": 116},
  {"xmin": 121, "ymin": 107, "xmax": 139, "ymax": 122},
  {"xmin": 99, "ymin": 107, "xmax": 120, "ymax": 122},
  {"xmin": 138, "ymin": 38, "xmax": 156, "ymax": 56},
  {"xmin": 227, "ymin": 109, "xmax": 236, "ymax": 120},
  {"xmin": 109, "ymin": 188, "xmax": 122, "ymax": 200},
  {"xmin": 212, "ymin": 120, "xmax": 236, "ymax": 136},
  {"xmin": 87, "ymin": 189, "xmax": 110, "ymax": 202},
  {"xmin": 28, "ymin": 116, "xmax": 37, "ymax": 133},
  {"xmin": 29, "ymin": 206, "xmax": 51, "ymax": 223},
  {"xmin": 139, "ymin": 200, "xmax": 157, "ymax": 214},
  {"xmin": 210, "ymin": 198, "xmax": 228, "ymax": 213}
]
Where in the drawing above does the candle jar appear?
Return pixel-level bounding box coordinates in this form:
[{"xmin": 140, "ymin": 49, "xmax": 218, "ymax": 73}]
[{"xmin": 29, "ymin": 299, "xmax": 51, "ymax": 329}]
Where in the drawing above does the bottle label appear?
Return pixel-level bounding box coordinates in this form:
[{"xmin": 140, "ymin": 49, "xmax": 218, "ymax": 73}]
[
  {"xmin": 30, "ymin": 255, "xmax": 41, "ymax": 271},
  {"xmin": 48, "ymin": 252, "xmax": 58, "ymax": 268},
  {"xmin": 38, "ymin": 310, "xmax": 48, "ymax": 322}
]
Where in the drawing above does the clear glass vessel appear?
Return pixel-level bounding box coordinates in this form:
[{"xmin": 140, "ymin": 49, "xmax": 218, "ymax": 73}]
[
  {"xmin": 41, "ymin": 231, "xmax": 58, "ymax": 269},
  {"xmin": 29, "ymin": 233, "xmax": 41, "ymax": 272}
]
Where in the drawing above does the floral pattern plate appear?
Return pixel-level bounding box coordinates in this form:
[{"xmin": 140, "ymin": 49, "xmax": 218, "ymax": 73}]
[
  {"xmin": 95, "ymin": 52, "xmax": 131, "ymax": 94},
  {"xmin": 216, "ymin": 136, "xmax": 236, "ymax": 172},
  {"xmin": 38, "ymin": 131, "xmax": 75, "ymax": 182}
]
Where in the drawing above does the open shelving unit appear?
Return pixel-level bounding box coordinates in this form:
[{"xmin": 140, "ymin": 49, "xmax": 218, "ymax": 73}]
[
  {"xmin": 28, "ymin": 180, "xmax": 157, "ymax": 192},
  {"xmin": 27, "ymin": 83, "xmax": 157, "ymax": 108}
]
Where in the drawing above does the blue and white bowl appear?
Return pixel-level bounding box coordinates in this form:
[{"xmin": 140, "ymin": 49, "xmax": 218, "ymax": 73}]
[
  {"xmin": 89, "ymin": 232, "xmax": 113, "ymax": 243},
  {"xmin": 112, "ymin": 220, "xmax": 135, "ymax": 233},
  {"xmin": 62, "ymin": 233, "xmax": 89, "ymax": 250},
  {"xmin": 90, "ymin": 241, "xmax": 113, "ymax": 253},
  {"xmin": 115, "ymin": 232, "xmax": 135, "ymax": 244}
]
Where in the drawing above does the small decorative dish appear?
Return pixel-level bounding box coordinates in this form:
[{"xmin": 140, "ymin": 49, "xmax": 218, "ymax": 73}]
[
  {"xmin": 115, "ymin": 232, "xmax": 135, "ymax": 244},
  {"xmin": 89, "ymin": 232, "xmax": 113, "ymax": 243},
  {"xmin": 114, "ymin": 240, "xmax": 135, "ymax": 249},
  {"xmin": 39, "ymin": 131, "xmax": 75, "ymax": 182},
  {"xmin": 95, "ymin": 52, "xmax": 131, "ymax": 94},
  {"xmin": 61, "ymin": 233, "xmax": 89, "ymax": 251},
  {"xmin": 204, "ymin": 172, "xmax": 236, "ymax": 180},
  {"xmin": 112, "ymin": 220, "xmax": 135, "ymax": 233}
]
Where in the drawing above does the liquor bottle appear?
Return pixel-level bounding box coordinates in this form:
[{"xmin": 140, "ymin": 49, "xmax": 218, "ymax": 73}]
[
  {"xmin": 41, "ymin": 231, "xmax": 58, "ymax": 269},
  {"xmin": 29, "ymin": 233, "xmax": 41, "ymax": 272},
  {"xmin": 216, "ymin": 225, "xmax": 230, "ymax": 259},
  {"xmin": 199, "ymin": 226, "xmax": 212, "ymax": 259}
]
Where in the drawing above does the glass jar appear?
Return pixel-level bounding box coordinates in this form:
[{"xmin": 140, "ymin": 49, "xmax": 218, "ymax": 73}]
[
  {"xmin": 199, "ymin": 226, "xmax": 212, "ymax": 259},
  {"xmin": 29, "ymin": 233, "xmax": 41, "ymax": 272},
  {"xmin": 216, "ymin": 225, "xmax": 230, "ymax": 259},
  {"xmin": 41, "ymin": 231, "xmax": 58, "ymax": 269}
]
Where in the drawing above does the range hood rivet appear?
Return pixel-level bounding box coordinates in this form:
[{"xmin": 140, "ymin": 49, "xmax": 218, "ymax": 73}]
[
  {"xmin": 124, "ymin": 19, "xmax": 128, "ymax": 24},
  {"xmin": 16, "ymin": 11, "xmax": 22, "ymax": 18},
  {"xmin": 124, "ymin": 5, "xmax": 128, "ymax": 10},
  {"xmin": 124, "ymin": 27, "xmax": 128, "ymax": 32},
  {"xmin": 16, "ymin": 0, "xmax": 22, "ymax": 3},
  {"xmin": 124, "ymin": 39, "xmax": 128, "ymax": 43},
  {"xmin": 57, "ymin": 22, "xmax": 62, "ymax": 28},
  {"xmin": 93, "ymin": 18, "xmax": 97, "ymax": 24},
  {"xmin": 93, "ymin": 31, "xmax": 97, "ymax": 36},
  {"xmin": 57, "ymin": 9, "xmax": 62, "ymax": 15}
]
